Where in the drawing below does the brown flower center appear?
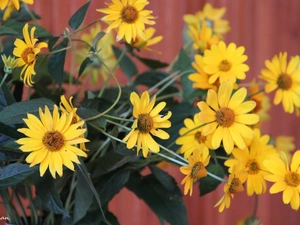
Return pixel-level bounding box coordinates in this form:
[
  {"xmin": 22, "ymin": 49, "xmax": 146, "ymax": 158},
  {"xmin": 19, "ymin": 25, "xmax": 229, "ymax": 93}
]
[
  {"xmin": 137, "ymin": 114, "xmax": 154, "ymax": 133},
  {"xmin": 251, "ymin": 99, "xmax": 262, "ymax": 113},
  {"xmin": 277, "ymin": 73, "xmax": 293, "ymax": 90},
  {"xmin": 219, "ymin": 60, "xmax": 232, "ymax": 72},
  {"xmin": 121, "ymin": 5, "xmax": 138, "ymax": 23},
  {"xmin": 215, "ymin": 107, "xmax": 235, "ymax": 127},
  {"xmin": 190, "ymin": 161, "xmax": 207, "ymax": 180},
  {"xmin": 71, "ymin": 116, "xmax": 78, "ymax": 125},
  {"xmin": 247, "ymin": 160, "xmax": 260, "ymax": 175},
  {"xmin": 21, "ymin": 47, "xmax": 35, "ymax": 64},
  {"xmin": 285, "ymin": 172, "xmax": 300, "ymax": 187},
  {"xmin": 194, "ymin": 131, "xmax": 207, "ymax": 144},
  {"xmin": 42, "ymin": 131, "xmax": 64, "ymax": 152},
  {"xmin": 228, "ymin": 177, "xmax": 244, "ymax": 194}
]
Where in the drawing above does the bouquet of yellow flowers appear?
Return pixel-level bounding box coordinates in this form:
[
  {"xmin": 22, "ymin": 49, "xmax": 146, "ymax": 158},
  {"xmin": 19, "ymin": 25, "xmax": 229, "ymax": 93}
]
[{"xmin": 0, "ymin": 1, "xmax": 299, "ymax": 225}]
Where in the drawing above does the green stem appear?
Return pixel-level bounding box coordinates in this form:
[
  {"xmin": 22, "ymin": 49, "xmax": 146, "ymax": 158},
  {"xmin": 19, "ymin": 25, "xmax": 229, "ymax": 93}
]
[
  {"xmin": 252, "ymin": 194, "xmax": 259, "ymax": 218},
  {"xmin": 239, "ymin": 82, "xmax": 266, "ymax": 87},
  {"xmin": 215, "ymin": 155, "xmax": 230, "ymax": 160},
  {"xmin": 159, "ymin": 144, "xmax": 188, "ymax": 163},
  {"xmin": 71, "ymin": 38, "xmax": 92, "ymax": 49},
  {"xmin": 0, "ymin": 72, "xmax": 9, "ymax": 88},
  {"xmin": 0, "ymin": 189, "xmax": 22, "ymax": 224},
  {"xmin": 156, "ymin": 92, "xmax": 182, "ymax": 101},
  {"xmin": 72, "ymin": 19, "xmax": 102, "ymax": 35},
  {"xmin": 104, "ymin": 114, "xmax": 134, "ymax": 122},
  {"xmin": 12, "ymin": 188, "xmax": 29, "ymax": 225},
  {"xmin": 23, "ymin": 4, "xmax": 38, "ymax": 24},
  {"xmin": 64, "ymin": 173, "xmax": 77, "ymax": 211},
  {"xmin": 148, "ymin": 71, "xmax": 178, "ymax": 93},
  {"xmin": 151, "ymin": 151, "xmax": 188, "ymax": 166},
  {"xmin": 247, "ymin": 89, "xmax": 264, "ymax": 99},
  {"xmin": 90, "ymin": 137, "xmax": 110, "ymax": 161},
  {"xmin": 106, "ymin": 119, "xmax": 131, "ymax": 131},
  {"xmin": 85, "ymin": 62, "xmax": 122, "ymax": 122},
  {"xmin": 24, "ymin": 185, "xmax": 38, "ymax": 225},
  {"xmin": 207, "ymin": 172, "xmax": 227, "ymax": 183}
]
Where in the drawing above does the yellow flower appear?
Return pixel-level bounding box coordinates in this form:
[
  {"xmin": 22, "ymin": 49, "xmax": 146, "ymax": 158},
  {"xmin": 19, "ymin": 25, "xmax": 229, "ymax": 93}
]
[
  {"xmin": 175, "ymin": 114, "xmax": 213, "ymax": 159},
  {"xmin": 1, "ymin": 0, "xmax": 34, "ymax": 21},
  {"xmin": 183, "ymin": 3, "xmax": 230, "ymax": 37},
  {"xmin": 123, "ymin": 91, "xmax": 172, "ymax": 158},
  {"xmin": 60, "ymin": 95, "xmax": 88, "ymax": 152},
  {"xmin": 249, "ymin": 79, "xmax": 271, "ymax": 123},
  {"xmin": 16, "ymin": 105, "xmax": 89, "ymax": 178},
  {"xmin": 180, "ymin": 147, "xmax": 210, "ymax": 196},
  {"xmin": 97, "ymin": 0, "xmax": 155, "ymax": 43},
  {"xmin": 13, "ymin": 23, "xmax": 48, "ymax": 86},
  {"xmin": 131, "ymin": 27, "xmax": 162, "ymax": 53},
  {"xmin": 1, "ymin": 55, "xmax": 20, "ymax": 73},
  {"xmin": 186, "ymin": 22, "xmax": 219, "ymax": 53},
  {"xmin": 260, "ymin": 52, "xmax": 300, "ymax": 113},
  {"xmin": 264, "ymin": 150, "xmax": 300, "ymax": 211},
  {"xmin": 189, "ymin": 54, "xmax": 218, "ymax": 91},
  {"xmin": 275, "ymin": 136, "xmax": 295, "ymax": 163},
  {"xmin": 203, "ymin": 41, "xmax": 249, "ymax": 84},
  {"xmin": 78, "ymin": 23, "xmax": 116, "ymax": 83},
  {"xmin": 215, "ymin": 164, "xmax": 247, "ymax": 212},
  {"xmin": 225, "ymin": 129, "xmax": 278, "ymax": 196},
  {"xmin": 197, "ymin": 81, "xmax": 259, "ymax": 154}
]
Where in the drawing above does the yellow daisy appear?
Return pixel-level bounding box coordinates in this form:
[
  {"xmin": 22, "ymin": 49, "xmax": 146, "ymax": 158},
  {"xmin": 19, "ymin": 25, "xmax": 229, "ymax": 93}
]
[
  {"xmin": 16, "ymin": 105, "xmax": 89, "ymax": 178},
  {"xmin": 264, "ymin": 150, "xmax": 300, "ymax": 211},
  {"xmin": 183, "ymin": 3, "xmax": 230, "ymax": 37},
  {"xmin": 203, "ymin": 41, "xmax": 249, "ymax": 84},
  {"xmin": 260, "ymin": 52, "xmax": 300, "ymax": 113},
  {"xmin": 180, "ymin": 147, "xmax": 210, "ymax": 196},
  {"xmin": 123, "ymin": 91, "xmax": 172, "ymax": 158},
  {"xmin": 186, "ymin": 22, "xmax": 219, "ymax": 53},
  {"xmin": 1, "ymin": 0, "xmax": 34, "ymax": 21},
  {"xmin": 249, "ymin": 79, "xmax": 271, "ymax": 123},
  {"xmin": 189, "ymin": 54, "xmax": 218, "ymax": 91},
  {"xmin": 131, "ymin": 27, "xmax": 162, "ymax": 53},
  {"xmin": 215, "ymin": 164, "xmax": 247, "ymax": 212},
  {"xmin": 197, "ymin": 81, "xmax": 260, "ymax": 154},
  {"xmin": 60, "ymin": 95, "xmax": 88, "ymax": 152},
  {"xmin": 97, "ymin": 0, "xmax": 155, "ymax": 43},
  {"xmin": 13, "ymin": 23, "xmax": 48, "ymax": 86},
  {"xmin": 225, "ymin": 129, "xmax": 278, "ymax": 196},
  {"xmin": 275, "ymin": 135, "xmax": 295, "ymax": 164},
  {"xmin": 175, "ymin": 114, "xmax": 213, "ymax": 159}
]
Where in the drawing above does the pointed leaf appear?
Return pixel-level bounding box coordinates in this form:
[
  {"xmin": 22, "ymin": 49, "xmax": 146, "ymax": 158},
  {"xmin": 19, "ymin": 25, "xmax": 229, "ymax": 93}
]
[
  {"xmin": 136, "ymin": 56, "xmax": 169, "ymax": 69},
  {"xmin": 48, "ymin": 39, "xmax": 69, "ymax": 88},
  {"xmin": 199, "ymin": 163, "xmax": 225, "ymax": 197},
  {"xmin": 78, "ymin": 57, "xmax": 93, "ymax": 78},
  {"xmin": 0, "ymin": 163, "xmax": 38, "ymax": 189},
  {"xmin": 68, "ymin": 1, "xmax": 91, "ymax": 31},
  {"xmin": 0, "ymin": 98, "xmax": 54, "ymax": 125}
]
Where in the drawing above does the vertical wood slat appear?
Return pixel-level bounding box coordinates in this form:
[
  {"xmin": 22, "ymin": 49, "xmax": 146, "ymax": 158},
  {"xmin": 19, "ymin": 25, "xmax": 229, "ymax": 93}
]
[{"xmin": 0, "ymin": 1, "xmax": 298, "ymax": 225}]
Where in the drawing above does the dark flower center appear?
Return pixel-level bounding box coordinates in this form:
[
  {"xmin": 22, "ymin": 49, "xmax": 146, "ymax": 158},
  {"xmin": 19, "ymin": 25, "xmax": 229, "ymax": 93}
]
[
  {"xmin": 277, "ymin": 73, "xmax": 293, "ymax": 90},
  {"xmin": 228, "ymin": 177, "xmax": 244, "ymax": 194},
  {"xmin": 21, "ymin": 47, "xmax": 35, "ymax": 64},
  {"xmin": 190, "ymin": 161, "xmax": 207, "ymax": 180},
  {"xmin": 247, "ymin": 160, "xmax": 260, "ymax": 175},
  {"xmin": 285, "ymin": 171, "xmax": 300, "ymax": 187},
  {"xmin": 216, "ymin": 107, "xmax": 235, "ymax": 127},
  {"xmin": 219, "ymin": 60, "xmax": 232, "ymax": 72},
  {"xmin": 137, "ymin": 114, "xmax": 154, "ymax": 133},
  {"xmin": 121, "ymin": 5, "xmax": 138, "ymax": 23},
  {"xmin": 194, "ymin": 131, "xmax": 207, "ymax": 144},
  {"xmin": 42, "ymin": 131, "xmax": 64, "ymax": 151}
]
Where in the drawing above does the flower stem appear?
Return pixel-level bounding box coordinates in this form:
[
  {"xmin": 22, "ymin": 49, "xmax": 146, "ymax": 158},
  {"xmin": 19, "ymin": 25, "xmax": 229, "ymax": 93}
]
[
  {"xmin": 24, "ymin": 184, "xmax": 38, "ymax": 225},
  {"xmin": 252, "ymin": 194, "xmax": 259, "ymax": 218},
  {"xmin": 207, "ymin": 172, "xmax": 227, "ymax": 183},
  {"xmin": 12, "ymin": 188, "xmax": 29, "ymax": 225},
  {"xmin": 90, "ymin": 137, "xmax": 111, "ymax": 161},
  {"xmin": 159, "ymin": 144, "xmax": 188, "ymax": 163},
  {"xmin": 0, "ymin": 72, "xmax": 9, "ymax": 88},
  {"xmin": 150, "ymin": 151, "xmax": 188, "ymax": 166},
  {"xmin": 104, "ymin": 114, "xmax": 134, "ymax": 122},
  {"xmin": 64, "ymin": 173, "xmax": 76, "ymax": 211}
]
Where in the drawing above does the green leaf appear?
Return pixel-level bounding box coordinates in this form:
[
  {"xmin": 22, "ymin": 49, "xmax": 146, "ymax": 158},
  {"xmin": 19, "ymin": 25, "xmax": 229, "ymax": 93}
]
[
  {"xmin": 0, "ymin": 164, "xmax": 38, "ymax": 189},
  {"xmin": 0, "ymin": 26, "xmax": 19, "ymax": 35},
  {"xmin": 96, "ymin": 169, "xmax": 130, "ymax": 206},
  {"xmin": 126, "ymin": 172, "xmax": 188, "ymax": 225},
  {"xmin": 172, "ymin": 48, "xmax": 195, "ymax": 103},
  {"xmin": 68, "ymin": 1, "xmax": 91, "ymax": 31},
  {"xmin": 149, "ymin": 165, "xmax": 177, "ymax": 192},
  {"xmin": 1, "ymin": 20, "xmax": 52, "ymax": 38},
  {"xmin": 77, "ymin": 107, "xmax": 107, "ymax": 130},
  {"xmin": 0, "ymin": 82, "xmax": 16, "ymax": 106},
  {"xmin": 135, "ymin": 56, "xmax": 169, "ymax": 69},
  {"xmin": 199, "ymin": 163, "xmax": 225, "ymax": 197},
  {"xmin": 78, "ymin": 57, "xmax": 93, "ymax": 78},
  {"xmin": 48, "ymin": 39, "xmax": 69, "ymax": 88},
  {"xmin": 0, "ymin": 98, "xmax": 54, "ymax": 125},
  {"xmin": 73, "ymin": 169, "xmax": 94, "ymax": 223},
  {"xmin": 48, "ymin": 36, "xmax": 60, "ymax": 51},
  {"xmin": 112, "ymin": 46, "xmax": 138, "ymax": 77},
  {"xmin": 35, "ymin": 174, "xmax": 69, "ymax": 217},
  {"xmin": 92, "ymin": 32, "xmax": 106, "ymax": 50},
  {"xmin": 0, "ymin": 122, "xmax": 23, "ymax": 139}
]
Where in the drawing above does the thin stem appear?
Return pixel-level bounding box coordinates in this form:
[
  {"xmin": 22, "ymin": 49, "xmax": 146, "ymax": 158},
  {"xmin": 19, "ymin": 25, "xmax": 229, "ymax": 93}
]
[
  {"xmin": 0, "ymin": 72, "xmax": 9, "ymax": 88},
  {"xmin": 72, "ymin": 18, "xmax": 102, "ymax": 35},
  {"xmin": 239, "ymin": 82, "xmax": 266, "ymax": 87},
  {"xmin": 12, "ymin": 188, "xmax": 29, "ymax": 225},
  {"xmin": 148, "ymin": 71, "xmax": 178, "ymax": 93},
  {"xmin": 112, "ymin": 46, "xmax": 127, "ymax": 73},
  {"xmin": 159, "ymin": 144, "xmax": 188, "ymax": 163},
  {"xmin": 26, "ymin": 87, "xmax": 32, "ymax": 100},
  {"xmin": 104, "ymin": 114, "xmax": 134, "ymax": 122},
  {"xmin": 42, "ymin": 45, "xmax": 72, "ymax": 56},
  {"xmin": 84, "ymin": 62, "xmax": 122, "ymax": 122},
  {"xmin": 90, "ymin": 138, "xmax": 111, "ymax": 161},
  {"xmin": 252, "ymin": 194, "xmax": 259, "ymax": 218},
  {"xmin": 24, "ymin": 4, "xmax": 38, "ymax": 24},
  {"xmin": 0, "ymin": 189, "xmax": 22, "ymax": 224},
  {"xmin": 151, "ymin": 151, "xmax": 188, "ymax": 166},
  {"xmin": 247, "ymin": 89, "xmax": 264, "ymax": 99},
  {"xmin": 156, "ymin": 92, "xmax": 182, "ymax": 101},
  {"xmin": 64, "ymin": 173, "xmax": 76, "ymax": 211},
  {"xmin": 71, "ymin": 38, "xmax": 92, "ymax": 49},
  {"xmin": 215, "ymin": 155, "xmax": 230, "ymax": 160},
  {"xmin": 207, "ymin": 172, "xmax": 227, "ymax": 183},
  {"xmin": 68, "ymin": 35, "xmax": 79, "ymax": 96},
  {"xmin": 106, "ymin": 119, "xmax": 131, "ymax": 131},
  {"xmin": 25, "ymin": 184, "xmax": 38, "ymax": 225}
]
